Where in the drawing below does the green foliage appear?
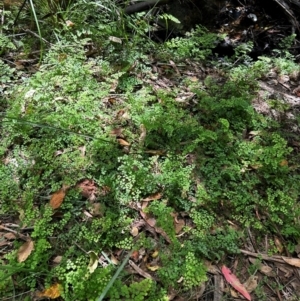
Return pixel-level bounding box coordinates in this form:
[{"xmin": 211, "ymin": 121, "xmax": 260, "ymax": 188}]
[
  {"xmin": 0, "ymin": 33, "xmax": 16, "ymax": 55},
  {"xmin": 158, "ymin": 243, "xmax": 207, "ymax": 290},
  {"xmin": 109, "ymin": 278, "xmax": 153, "ymax": 301},
  {"xmin": 164, "ymin": 25, "xmax": 217, "ymax": 60},
  {"xmin": 147, "ymin": 201, "xmax": 176, "ymax": 241},
  {"xmin": 2, "ymin": 2, "xmax": 300, "ymax": 300},
  {"xmin": 183, "ymin": 252, "xmax": 207, "ymax": 289},
  {"xmin": 56, "ymin": 256, "xmax": 112, "ymax": 301}
]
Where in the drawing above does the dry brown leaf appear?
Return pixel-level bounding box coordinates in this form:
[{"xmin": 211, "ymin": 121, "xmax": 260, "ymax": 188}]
[
  {"xmin": 111, "ymin": 254, "xmax": 119, "ymax": 265},
  {"xmin": 139, "ymin": 124, "xmax": 147, "ymax": 145},
  {"xmin": 49, "ymin": 188, "xmax": 66, "ymax": 209},
  {"xmin": 250, "ymin": 164, "xmax": 262, "ymax": 170},
  {"xmin": 53, "ymin": 256, "xmax": 62, "ymax": 264},
  {"xmin": 243, "ymin": 276, "xmax": 258, "ymax": 293},
  {"xmin": 187, "ymin": 76, "xmax": 199, "ymax": 82},
  {"xmin": 174, "ymin": 218, "xmax": 185, "ymax": 234},
  {"xmin": 154, "ymin": 226, "xmax": 172, "ymax": 243},
  {"xmin": 131, "ymin": 250, "xmax": 140, "ymax": 262},
  {"xmin": 65, "ymin": 20, "xmax": 75, "ymax": 27},
  {"xmin": 131, "ymin": 227, "xmax": 139, "ymax": 237},
  {"xmin": 54, "ymin": 150, "xmax": 64, "ymax": 156},
  {"xmin": 141, "ymin": 201, "xmax": 149, "ymax": 210},
  {"xmin": 0, "ymin": 240, "xmax": 11, "ymax": 247},
  {"xmin": 109, "ymin": 36, "xmax": 122, "ymax": 44},
  {"xmin": 279, "ymin": 159, "xmax": 288, "ymax": 167},
  {"xmin": 100, "ymin": 185, "xmax": 111, "ymax": 196},
  {"xmin": 140, "ymin": 211, "xmax": 156, "ymax": 227},
  {"xmin": 142, "ymin": 192, "xmax": 162, "ymax": 202},
  {"xmin": 275, "ymin": 262, "xmax": 293, "ymax": 277},
  {"xmin": 108, "ymin": 97, "xmax": 116, "ymax": 105},
  {"xmin": 37, "ymin": 283, "xmax": 62, "ymax": 299},
  {"xmin": 78, "ymin": 145, "xmax": 86, "ymax": 157},
  {"xmin": 110, "ymin": 128, "xmax": 123, "ymax": 136},
  {"xmin": 146, "ymin": 263, "xmax": 160, "ymax": 271},
  {"xmin": 83, "ymin": 210, "xmax": 93, "ymax": 219},
  {"xmin": 77, "ymin": 179, "xmax": 98, "ymax": 201},
  {"xmin": 259, "ymin": 265, "xmax": 276, "ymax": 277},
  {"xmin": 274, "ymin": 236, "xmax": 284, "ymax": 253},
  {"xmin": 146, "ymin": 217, "xmax": 157, "ymax": 227},
  {"xmin": 90, "ymin": 203, "xmax": 104, "ymax": 217},
  {"xmin": 204, "ymin": 261, "xmax": 219, "ymax": 274},
  {"xmin": 116, "ymin": 109, "xmax": 126, "ymax": 119},
  {"xmin": 4, "ymin": 233, "xmax": 16, "ymax": 240},
  {"xmin": 87, "ymin": 251, "xmax": 99, "ymax": 273},
  {"xmin": 17, "ymin": 239, "xmax": 34, "ymax": 262},
  {"xmin": 117, "ymin": 138, "xmax": 130, "ymax": 146},
  {"xmin": 281, "ymin": 257, "xmax": 300, "ymax": 267}
]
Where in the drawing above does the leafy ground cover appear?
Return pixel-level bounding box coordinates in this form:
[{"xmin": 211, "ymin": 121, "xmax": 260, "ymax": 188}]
[{"xmin": 1, "ymin": 1, "xmax": 300, "ymax": 300}]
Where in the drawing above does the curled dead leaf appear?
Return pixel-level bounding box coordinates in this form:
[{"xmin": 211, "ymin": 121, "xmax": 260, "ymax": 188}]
[
  {"xmin": 274, "ymin": 236, "xmax": 284, "ymax": 253},
  {"xmin": 146, "ymin": 263, "xmax": 160, "ymax": 271},
  {"xmin": 52, "ymin": 256, "xmax": 62, "ymax": 264},
  {"xmin": 17, "ymin": 239, "xmax": 34, "ymax": 262},
  {"xmin": 110, "ymin": 128, "xmax": 123, "ymax": 136},
  {"xmin": 117, "ymin": 138, "xmax": 130, "ymax": 146},
  {"xmin": 65, "ymin": 20, "xmax": 75, "ymax": 27},
  {"xmin": 131, "ymin": 227, "xmax": 139, "ymax": 237},
  {"xmin": 174, "ymin": 218, "xmax": 185, "ymax": 234},
  {"xmin": 111, "ymin": 254, "xmax": 119, "ymax": 265},
  {"xmin": 243, "ymin": 275, "xmax": 258, "ymax": 293},
  {"xmin": 76, "ymin": 179, "xmax": 98, "ymax": 201},
  {"xmin": 37, "ymin": 283, "xmax": 62, "ymax": 299},
  {"xmin": 109, "ymin": 36, "xmax": 122, "ymax": 44},
  {"xmin": 140, "ymin": 211, "xmax": 156, "ymax": 227},
  {"xmin": 130, "ymin": 250, "xmax": 140, "ymax": 262},
  {"xmin": 139, "ymin": 124, "xmax": 147, "ymax": 145},
  {"xmin": 87, "ymin": 251, "xmax": 98, "ymax": 274},
  {"xmin": 279, "ymin": 159, "xmax": 288, "ymax": 167},
  {"xmin": 90, "ymin": 203, "xmax": 104, "ymax": 217},
  {"xmin": 142, "ymin": 192, "xmax": 162, "ymax": 202}
]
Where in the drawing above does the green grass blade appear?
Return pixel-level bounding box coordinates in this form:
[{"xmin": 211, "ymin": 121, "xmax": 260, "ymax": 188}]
[{"xmin": 96, "ymin": 251, "xmax": 132, "ymax": 301}]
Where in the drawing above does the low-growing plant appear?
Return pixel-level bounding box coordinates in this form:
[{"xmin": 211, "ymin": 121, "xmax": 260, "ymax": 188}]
[{"xmin": 2, "ymin": 4, "xmax": 300, "ymax": 299}]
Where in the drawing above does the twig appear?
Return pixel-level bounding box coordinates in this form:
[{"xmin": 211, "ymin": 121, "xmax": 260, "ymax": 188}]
[
  {"xmin": 24, "ymin": 29, "xmax": 51, "ymax": 46},
  {"xmin": 0, "ymin": 225, "xmax": 28, "ymax": 241},
  {"xmin": 240, "ymin": 249, "xmax": 285, "ymax": 264},
  {"xmin": 128, "ymin": 260, "xmax": 153, "ymax": 279}
]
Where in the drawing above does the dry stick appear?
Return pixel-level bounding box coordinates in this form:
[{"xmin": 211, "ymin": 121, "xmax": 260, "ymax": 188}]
[
  {"xmin": 24, "ymin": 29, "xmax": 51, "ymax": 46},
  {"xmin": 0, "ymin": 225, "xmax": 28, "ymax": 241},
  {"xmin": 272, "ymin": 0, "xmax": 300, "ymax": 32},
  {"xmin": 240, "ymin": 249, "xmax": 287, "ymax": 264},
  {"xmin": 128, "ymin": 260, "xmax": 153, "ymax": 279},
  {"xmin": 213, "ymin": 275, "xmax": 223, "ymax": 301}
]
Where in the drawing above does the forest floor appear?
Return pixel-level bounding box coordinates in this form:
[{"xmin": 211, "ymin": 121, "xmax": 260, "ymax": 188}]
[{"xmin": 1, "ymin": 1, "xmax": 300, "ymax": 301}]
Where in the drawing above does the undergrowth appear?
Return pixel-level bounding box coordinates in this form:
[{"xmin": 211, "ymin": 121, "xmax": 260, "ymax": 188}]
[{"xmin": 1, "ymin": 1, "xmax": 300, "ymax": 300}]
